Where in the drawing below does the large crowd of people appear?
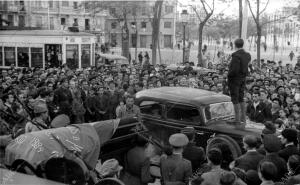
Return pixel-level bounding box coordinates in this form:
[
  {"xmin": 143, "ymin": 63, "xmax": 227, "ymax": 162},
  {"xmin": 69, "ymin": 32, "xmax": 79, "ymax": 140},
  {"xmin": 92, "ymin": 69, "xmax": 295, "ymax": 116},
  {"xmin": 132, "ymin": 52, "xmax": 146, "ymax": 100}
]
[{"xmin": 1, "ymin": 45, "xmax": 300, "ymax": 185}]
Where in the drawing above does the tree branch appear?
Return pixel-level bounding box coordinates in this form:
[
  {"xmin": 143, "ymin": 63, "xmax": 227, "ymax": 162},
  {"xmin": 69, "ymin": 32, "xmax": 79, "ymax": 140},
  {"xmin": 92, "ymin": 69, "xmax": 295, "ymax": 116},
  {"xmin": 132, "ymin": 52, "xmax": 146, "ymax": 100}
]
[
  {"xmin": 190, "ymin": 5, "xmax": 203, "ymax": 22},
  {"xmin": 200, "ymin": 0, "xmax": 209, "ymax": 16},
  {"xmin": 259, "ymin": 0, "xmax": 270, "ymax": 15},
  {"xmin": 261, "ymin": 14, "xmax": 295, "ymax": 26},
  {"xmin": 203, "ymin": 0, "xmax": 213, "ymax": 12},
  {"xmin": 247, "ymin": 0, "xmax": 259, "ymax": 26}
]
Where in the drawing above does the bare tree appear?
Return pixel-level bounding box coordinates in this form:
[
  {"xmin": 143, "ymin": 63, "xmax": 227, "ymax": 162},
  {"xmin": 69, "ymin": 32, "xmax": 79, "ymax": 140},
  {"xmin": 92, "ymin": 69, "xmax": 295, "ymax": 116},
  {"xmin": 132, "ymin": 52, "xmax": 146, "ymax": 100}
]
[
  {"xmin": 247, "ymin": 0, "xmax": 297, "ymax": 67},
  {"xmin": 151, "ymin": 0, "xmax": 164, "ymax": 65},
  {"xmin": 83, "ymin": 1, "xmax": 149, "ymax": 61},
  {"xmin": 191, "ymin": 0, "xmax": 215, "ymax": 67}
]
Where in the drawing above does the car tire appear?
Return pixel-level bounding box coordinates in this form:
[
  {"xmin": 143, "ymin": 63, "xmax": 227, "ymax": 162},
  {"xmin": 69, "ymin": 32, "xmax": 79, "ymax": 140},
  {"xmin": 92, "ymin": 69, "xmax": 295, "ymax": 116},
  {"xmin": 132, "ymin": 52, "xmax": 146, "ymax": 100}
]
[{"xmin": 206, "ymin": 134, "xmax": 242, "ymax": 159}]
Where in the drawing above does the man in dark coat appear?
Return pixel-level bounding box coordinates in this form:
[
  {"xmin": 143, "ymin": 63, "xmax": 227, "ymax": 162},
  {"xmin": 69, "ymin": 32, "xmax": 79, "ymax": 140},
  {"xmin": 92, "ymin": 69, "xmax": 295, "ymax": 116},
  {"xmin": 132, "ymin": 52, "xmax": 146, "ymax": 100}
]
[
  {"xmin": 53, "ymin": 78, "xmax": 72, "ymax": 108},
  {"xmin": 228, "ymin": 39, "xmax": 251, "ymax": 128},
  {"xmin": 247, "ymin": 91, "xmax": 272, "ymax": 123},
  {"xmin": 260, "ymin": 134, "xmax": 288, "ymax": 181},
  {"xmin": 181, "ymin": 127, "xmax": 205, "ymax": 172},
  {"xmin": 232, "ymin": 135, "xmax": 264, "ymax": 172},
  {"xmin": 160, "ymin": 133, "xmax": 192, "ymax": 185},
  {"xmin": 106, "ymin": 81, "xmax": 122, "ymax": 119},
  {"xmin": 279, "ymin": 128, "xmax": 299, "ymax": 161}
]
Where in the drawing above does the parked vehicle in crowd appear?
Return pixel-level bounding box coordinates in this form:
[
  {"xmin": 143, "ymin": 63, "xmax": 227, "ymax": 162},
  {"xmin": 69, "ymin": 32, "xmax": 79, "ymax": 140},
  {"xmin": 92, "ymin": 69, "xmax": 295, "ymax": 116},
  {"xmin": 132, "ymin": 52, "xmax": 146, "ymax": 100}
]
[{"xmin": 135, "ymin": 87, "xmax": 264, "ymax": 163}]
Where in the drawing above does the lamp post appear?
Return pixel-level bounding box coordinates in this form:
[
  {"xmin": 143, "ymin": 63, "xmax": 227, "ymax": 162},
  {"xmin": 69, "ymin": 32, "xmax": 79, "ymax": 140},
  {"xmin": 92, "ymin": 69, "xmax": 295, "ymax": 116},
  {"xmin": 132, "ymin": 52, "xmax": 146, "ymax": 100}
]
[
  {"xmin": 181, "ymin": 10, "xmax": 189, "ymax": 63},
  {"xmin": 131, "ymin": 23, "xmax": 138, "ymax": 64},
  {"xmin": 120, "ymin": 19, "xmax": 125, "ymax": 56}
]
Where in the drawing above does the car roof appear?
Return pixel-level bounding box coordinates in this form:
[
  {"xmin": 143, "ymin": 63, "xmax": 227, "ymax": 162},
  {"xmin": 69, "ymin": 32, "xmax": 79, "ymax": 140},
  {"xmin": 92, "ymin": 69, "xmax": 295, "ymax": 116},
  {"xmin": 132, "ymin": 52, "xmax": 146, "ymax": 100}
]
[{"xmin": 135, "ymin": 87, "xmax": 231, "ymax": 107}]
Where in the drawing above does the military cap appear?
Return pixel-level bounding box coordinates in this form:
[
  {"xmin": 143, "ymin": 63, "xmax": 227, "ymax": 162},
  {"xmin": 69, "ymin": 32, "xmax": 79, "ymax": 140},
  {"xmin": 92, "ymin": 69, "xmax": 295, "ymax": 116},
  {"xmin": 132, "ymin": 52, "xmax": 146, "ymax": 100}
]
[
  {"xmin": 281, "ymin": 128, "xmax": 298, "ymax": 143},
  {"xmin": 33, "ymin": 103, "xmax": 48, "ymax": 114},
  {"xmin": 169, "ymin": 133, "xmax": 189, "ymax": 147},
  {"xmin": 263, "ymin": 134, "xmax": 281, "ymax": 153}
]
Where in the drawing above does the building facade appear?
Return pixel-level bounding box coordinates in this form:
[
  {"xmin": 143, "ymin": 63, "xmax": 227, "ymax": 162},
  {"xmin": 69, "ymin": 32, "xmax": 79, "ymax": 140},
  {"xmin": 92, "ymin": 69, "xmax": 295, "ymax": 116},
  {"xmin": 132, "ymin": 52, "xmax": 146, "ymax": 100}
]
[
  {"xmin": 105, "ymin": 1, "xmax": 176, "ymax": 49},
  {"xmin": 0, "ymin": 0, "xmax": 29, "ymax": 27},
  {"xmin": 0, "ymin": 0, "xmax": 107, "ymax": 43}
]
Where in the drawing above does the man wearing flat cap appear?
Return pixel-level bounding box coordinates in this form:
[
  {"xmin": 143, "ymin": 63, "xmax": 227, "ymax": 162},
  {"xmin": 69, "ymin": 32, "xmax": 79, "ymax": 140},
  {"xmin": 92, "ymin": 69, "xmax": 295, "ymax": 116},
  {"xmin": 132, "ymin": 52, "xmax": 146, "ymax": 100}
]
[
  {"xmin": 160, "ymin": 133, "xmax": 192, "ymax": 185},
  {"xmin": 181, "ymin": 127, "xmax": 205, "ymax": 172},
  {"xmin": 25, "ymin": 103, "xmax": 49, "ymax": 133}
]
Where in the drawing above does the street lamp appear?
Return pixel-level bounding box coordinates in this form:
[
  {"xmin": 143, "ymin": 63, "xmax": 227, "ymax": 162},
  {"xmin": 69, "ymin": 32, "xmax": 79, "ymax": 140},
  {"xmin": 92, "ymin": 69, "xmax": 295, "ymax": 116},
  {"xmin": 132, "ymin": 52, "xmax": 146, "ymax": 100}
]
[
  {"xmin": 181, "ymin": 10, "xmax": 189, "ymax": 63},
  {"xmin": 131, "ymin": 23, "xmax": 138, "ymax": 64}
]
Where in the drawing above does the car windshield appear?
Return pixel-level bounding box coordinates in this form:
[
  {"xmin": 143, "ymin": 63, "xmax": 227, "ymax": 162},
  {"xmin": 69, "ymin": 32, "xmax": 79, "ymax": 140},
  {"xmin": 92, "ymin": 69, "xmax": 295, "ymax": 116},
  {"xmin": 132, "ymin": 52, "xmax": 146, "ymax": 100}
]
[{"xmin": 204, "ymin": 102, "xmax": 234, "ymax": 122}]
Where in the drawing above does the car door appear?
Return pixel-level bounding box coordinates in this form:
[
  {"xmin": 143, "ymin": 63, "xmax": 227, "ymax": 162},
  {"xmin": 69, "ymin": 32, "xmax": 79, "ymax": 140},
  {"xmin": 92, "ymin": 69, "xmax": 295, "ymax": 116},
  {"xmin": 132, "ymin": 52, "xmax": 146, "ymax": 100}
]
[{"xmin": 139, "ymin": 99, "xmax": 166, "ymax": 146}]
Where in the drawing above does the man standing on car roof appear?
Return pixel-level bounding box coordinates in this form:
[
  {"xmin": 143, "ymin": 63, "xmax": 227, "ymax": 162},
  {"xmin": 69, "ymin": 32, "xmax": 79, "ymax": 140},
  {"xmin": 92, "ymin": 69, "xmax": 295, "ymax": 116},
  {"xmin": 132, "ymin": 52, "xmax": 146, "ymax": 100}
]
[{"xmin": 228, "ymin": 38, "xmax": 251, "ymax": 129}]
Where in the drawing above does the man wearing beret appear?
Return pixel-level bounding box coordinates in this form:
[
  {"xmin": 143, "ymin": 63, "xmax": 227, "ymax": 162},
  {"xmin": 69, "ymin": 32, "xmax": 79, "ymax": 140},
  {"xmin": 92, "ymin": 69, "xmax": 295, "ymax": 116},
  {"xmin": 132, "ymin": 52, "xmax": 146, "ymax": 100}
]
[
  {"xmin": 25, "ymin": 103, "xmax": 49, "ymax": 133},
  {"xmin": 160, "ymin": 133, "xmax": 192, "ymax": 185},
  {"xmin": 279, "ymin": 128, "xmax": 299, "ymax": 161},
  {"xmin": 227, "ymin": 39, "xmax": 251, "ymax": 128}
]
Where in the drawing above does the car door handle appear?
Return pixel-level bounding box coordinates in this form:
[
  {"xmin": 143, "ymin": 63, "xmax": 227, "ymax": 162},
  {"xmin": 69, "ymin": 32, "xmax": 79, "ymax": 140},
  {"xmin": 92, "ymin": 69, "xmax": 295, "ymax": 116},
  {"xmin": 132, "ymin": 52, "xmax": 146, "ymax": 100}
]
[{"xmin": 196, "ymin": 132, "xmax": 204, "ymax": 135}]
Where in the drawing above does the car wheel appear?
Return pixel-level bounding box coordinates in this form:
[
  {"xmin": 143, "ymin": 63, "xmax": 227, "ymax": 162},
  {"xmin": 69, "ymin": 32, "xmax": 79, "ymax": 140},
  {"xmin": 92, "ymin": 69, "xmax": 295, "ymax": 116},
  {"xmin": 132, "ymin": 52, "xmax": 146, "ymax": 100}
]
[{"xmin": 206, "ymin": 135, "xmax": 242, "ymax": 167}]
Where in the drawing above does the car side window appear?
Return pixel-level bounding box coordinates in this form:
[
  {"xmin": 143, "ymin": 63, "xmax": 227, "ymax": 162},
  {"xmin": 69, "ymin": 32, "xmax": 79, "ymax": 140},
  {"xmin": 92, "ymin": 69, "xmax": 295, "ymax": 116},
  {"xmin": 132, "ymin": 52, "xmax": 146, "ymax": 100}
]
[
  {"xmin": 166, "ymin": 103, "xmax": 200, "ymax": 124},
  {"xmin": 140, "ymin": 101, "xmax": 163, "ymax": 117}
]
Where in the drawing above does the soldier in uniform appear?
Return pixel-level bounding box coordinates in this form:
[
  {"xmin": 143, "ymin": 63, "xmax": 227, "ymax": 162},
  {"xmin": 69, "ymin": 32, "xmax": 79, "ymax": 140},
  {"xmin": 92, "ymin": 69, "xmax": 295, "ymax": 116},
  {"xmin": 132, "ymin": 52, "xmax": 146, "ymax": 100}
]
[
  {"xmin": 25, "ymin": 103, "xmax": 49, "ymax": 133},
  {"xmin": 160, "ymin": 133, "xmax": 192, "ymax": 185}
]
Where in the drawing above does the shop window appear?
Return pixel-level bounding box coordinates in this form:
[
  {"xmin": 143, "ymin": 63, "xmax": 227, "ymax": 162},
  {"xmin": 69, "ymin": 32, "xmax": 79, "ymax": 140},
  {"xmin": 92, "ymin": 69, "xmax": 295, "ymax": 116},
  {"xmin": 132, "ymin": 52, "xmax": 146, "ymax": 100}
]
[
  {"xmin": 66, "ymin": 44, "xmax": 78, "ymax": 69},
  {"xmin": 31, "ymin": 48, "xmax": 43, "ymax": 68},
  {"xmin": 17, "ymin": 47, "xmax": 29, "ymax": 67},
  {"xmin": 45, "ymin": 44, "xmax": 62, "ymax": 68},
  {"xmin": 4, "ymin": 47, "xmax": 15, "ymax": 66},
  {"xmin": 81, "ymin": 44, "xmax": 90, "ymax": 68}
]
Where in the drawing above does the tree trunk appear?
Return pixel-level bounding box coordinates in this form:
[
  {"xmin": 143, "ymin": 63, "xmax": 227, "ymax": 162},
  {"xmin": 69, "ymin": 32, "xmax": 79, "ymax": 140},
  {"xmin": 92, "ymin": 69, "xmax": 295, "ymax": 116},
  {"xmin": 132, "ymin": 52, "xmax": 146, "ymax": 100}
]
[
  {"xmin": 198, "ymin": 23, "xmax": 205, "ymax": 67},
  {"xmin": 257, "ymin": 26, "xmax": 261, "ymax": 68},
  {"xmin": 151, "ymin": 0, "xmax": 163, "ymax": 65},
  {"xmin": 238, "ymin": 0, "xmax": 243, "ymax": 38},
  {"xmin": 158, "ymin": 33, "xmax": 162, "ymax": 64},
  {"xmin": 121, "ymin": 14, "xmax": 130, "ymax": 60}
]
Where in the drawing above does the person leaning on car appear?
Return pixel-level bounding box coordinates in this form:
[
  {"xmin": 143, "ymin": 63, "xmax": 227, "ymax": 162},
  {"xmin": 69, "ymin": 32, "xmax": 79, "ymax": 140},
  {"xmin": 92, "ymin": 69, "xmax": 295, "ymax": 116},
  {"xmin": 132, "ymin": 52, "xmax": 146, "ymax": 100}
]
[{"xmin": 227, "ymin": 38, "xmax": 251, "ymax": 127}]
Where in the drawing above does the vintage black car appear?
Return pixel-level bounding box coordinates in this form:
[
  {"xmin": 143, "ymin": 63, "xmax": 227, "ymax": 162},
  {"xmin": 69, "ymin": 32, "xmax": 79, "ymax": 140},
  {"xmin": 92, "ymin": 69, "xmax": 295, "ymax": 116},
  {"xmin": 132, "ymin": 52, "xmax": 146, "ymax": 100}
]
[{"xmin": 135, "ymin": 87, "xmax": 265, "ymax": 161}]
